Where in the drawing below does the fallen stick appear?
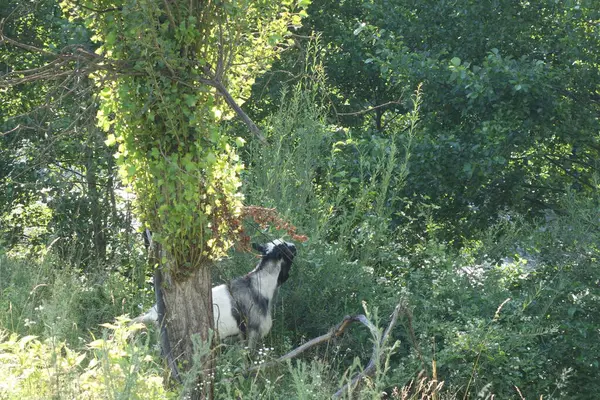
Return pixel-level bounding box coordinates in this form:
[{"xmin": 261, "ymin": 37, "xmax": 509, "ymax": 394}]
[
  {"xmin": 244, "ymin": 301, "xmax": 404, "ymax": 400},
  {"xmin": 332, "ymin": 303, "xmax": 402, "ymax": 398},
  {"xmin": 245, "ymin": 313, "xmax": 375, "ymax": 375}
]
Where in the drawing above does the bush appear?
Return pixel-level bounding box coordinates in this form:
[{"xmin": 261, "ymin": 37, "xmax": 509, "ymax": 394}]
[{"xmin": 0, "ymin": 320, "xmax": 169, "ymax": 400}]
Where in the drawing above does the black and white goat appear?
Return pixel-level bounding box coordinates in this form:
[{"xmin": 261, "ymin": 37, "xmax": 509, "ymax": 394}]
[{"xmin": 133, "ymin": 239, "xmax": 297, "ymax": 348}]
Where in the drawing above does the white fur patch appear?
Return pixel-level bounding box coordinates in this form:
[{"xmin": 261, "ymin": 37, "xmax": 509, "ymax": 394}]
[
  {"xmin": 212, "ymin": 284, "xmax": 241, "ymax": 339},
  {"xmin": 251, "ymin": 260, "xmax": 282, "ymax": 302},
  {"xmin": 263, "ymin": 239, "xmax": 282, "ymax": 254}
]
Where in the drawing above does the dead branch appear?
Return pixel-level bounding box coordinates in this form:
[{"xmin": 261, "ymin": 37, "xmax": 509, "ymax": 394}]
[
  {"xmin": 337, "ymin": 99, "xmax": 404, "ymax": 117},
  {"xmin": 243, "ymin": 301, "xmax": 405, "ymax": 400},
  {"xmin": 333, "ymin": 303, "xmax": 403, "ymax": 398},
  {"xmin": 245, "ymin": 314, "xmax": 374, "ymax": 375}
]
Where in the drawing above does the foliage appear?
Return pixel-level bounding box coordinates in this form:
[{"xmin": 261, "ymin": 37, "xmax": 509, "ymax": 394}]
[
  {"xmin": 57, "ymin": 0, "xmax": 310, "ymax": 274},
  {"xmin": 0, "ymin": 322, "xmax": 169, "ymax": 400},
  {"xmin": 0, "ymin": 0, "xmax": 129, "ymax": 266},
  {"xmin": 0, "ymin": 251, "xmax": 149, "ymax": 345},
  {"xmin": 1, "ymin": 0, "xmax": 600, "ymax": 398},
  {"xmin": 249, "ymin": 0, "xmax": 600, "ymax": 242},
  {"xmin": 241, "ymin": 81, "xmax": 600, "ymax": 398},
  {"xmin": 382, "ymin": 192, "xmax": 600, "ymax": 399}
]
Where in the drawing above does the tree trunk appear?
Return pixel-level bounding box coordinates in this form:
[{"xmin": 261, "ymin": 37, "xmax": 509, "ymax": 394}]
[
  {"xmin": 375, "ymin": 107, "xmax": 384, "ymax": 132},
  {"xmin": 85, "ymin": 131, "xmax": 106, "ymax": 263},
  {"xmin": 161, "ymin": 261, "xmax": 215, "ymax": 400}
]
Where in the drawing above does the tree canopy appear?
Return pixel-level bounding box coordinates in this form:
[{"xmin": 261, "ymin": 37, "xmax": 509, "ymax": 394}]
[{"xmin": 249, "ymin": 0, "xmax": 600, "ymax": 241}]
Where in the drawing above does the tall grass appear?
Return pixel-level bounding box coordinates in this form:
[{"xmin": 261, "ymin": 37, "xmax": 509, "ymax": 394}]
[{"xmin": 0, "ymin": 250, "xmax": 149, "ymax": 346}]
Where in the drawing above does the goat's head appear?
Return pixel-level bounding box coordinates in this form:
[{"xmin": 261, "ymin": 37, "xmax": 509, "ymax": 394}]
[{"xmin": 253, "ymin": 239, "xmax": 297, "ymax": 286}]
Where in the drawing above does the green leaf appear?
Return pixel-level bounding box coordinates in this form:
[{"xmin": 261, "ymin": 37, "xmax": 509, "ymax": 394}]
[
  {"xmin": 127, "ymin": 165, "xmax": 136, "ymax": 177},
  {"xmin": 210, "ymin": 129, "xmax": 220, "ymax": 143},
  {"xmin": 205, "ymin": 152, "xmax": 216, "ymax": 164},
  {"xmin": 353, "ymin": 23, "xmax": 366, "ymax": 36},
  {"xmin": 184, "ymin": 94, "xmax": 197, "ymax": 107},
  {"xmin": 268, "ymin": 34, "xmax": 284, "ymax": 46},
  {"xmin": 235, "ymin": 137, "xmax": 246, "ymax": 147},
  {"xmin": 105, "ymin": 134, "xmax": 117, "ymax": 146},
  {"xmin": 463, "ymin": 162, "xmax": 473, "ymax": 178},
  {"xmin": 105, "ymin": 31, "xmax": 117, "ymax": 46},
  {"xmin": 450, "ymin": 57, "xmax": 461, "ymax": 67}
]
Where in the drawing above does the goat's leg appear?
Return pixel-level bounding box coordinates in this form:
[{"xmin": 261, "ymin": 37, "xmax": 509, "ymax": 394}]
[{"xmin": 247, "ymin": 329, "xmax": 260, "ymax": 350}]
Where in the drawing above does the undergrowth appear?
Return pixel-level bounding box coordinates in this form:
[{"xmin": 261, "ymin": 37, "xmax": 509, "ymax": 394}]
[{"xmin": 1, "ymin": 85, "xmax": 598, "ymax": 398}]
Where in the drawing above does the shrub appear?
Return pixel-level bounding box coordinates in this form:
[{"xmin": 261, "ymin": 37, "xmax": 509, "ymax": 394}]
[{"xmin": 0, "ymin": 320, "xmax": 168, "ymax": 400}]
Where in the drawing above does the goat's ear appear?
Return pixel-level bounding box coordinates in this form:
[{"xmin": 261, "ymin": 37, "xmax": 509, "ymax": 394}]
[{"xmin": 252, "ymin": 243, "xmax": 266, "ymax": 254}]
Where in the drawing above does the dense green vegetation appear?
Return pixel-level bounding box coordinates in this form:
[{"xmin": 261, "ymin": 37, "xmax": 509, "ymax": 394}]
[{"xmin": 1, "ymin": 0, "xmax": 599, "ymax": 398}]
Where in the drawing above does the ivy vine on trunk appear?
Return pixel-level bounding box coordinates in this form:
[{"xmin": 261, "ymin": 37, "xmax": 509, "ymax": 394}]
[{"xmin": 56, "ymin": 0, "xmax": 309, "ymax": 397}]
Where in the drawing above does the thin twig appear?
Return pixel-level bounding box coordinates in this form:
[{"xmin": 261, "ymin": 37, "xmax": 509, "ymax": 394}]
[
  {"xmin": 0, "ymin": 34, "xmax": 57, "ymax": 57},
  {"xmin": 1, "ymin": 125, "xmax": 21, "ymax": 136},
  {"xmin": 337, "ymin": 99, "xmax": 404, "ymax": 117},
  {"xmin": 161, "ymin": 0, "xmax": 177, "ymax": 31}
]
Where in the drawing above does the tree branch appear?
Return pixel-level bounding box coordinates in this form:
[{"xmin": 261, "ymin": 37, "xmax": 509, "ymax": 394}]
[
  {"xmin": 211, "ymin": 79, "xmax": 267, "ymax": 144},
  {"xmin": 337, "ymin": 99, "xmax": 404, "ymax": 117},
  {"xmin": 1, "ymin": 124, "xmax": 21, "ymax": 136},
  {"xmin": 543, "ymin": 155, "xmax": 596, "ymax": 190},
  {"xmin": 2, "ymin": 27, "xmax": 266, "ymax": 145},
  {"xmin": 243, "ymin": 302, "xmax": 405, "ymax": 400},
  {"xmin": 333, "ymin": 303, "xmax": 402, "ymax": 398},
  {"xmin": 244, "ymin": 314, "xmax": 371, "ymax": 376},
  {"xmin": 161, "ymin": 0, "xmax": 177, "ymax": 32},
  {"xmin": 0, "ymin": 32, "xmax": 57, "ymax": 57}
]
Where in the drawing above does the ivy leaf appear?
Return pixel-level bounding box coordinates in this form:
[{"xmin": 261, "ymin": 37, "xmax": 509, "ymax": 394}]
[
  {"xmin": 205, "ymin": 152, "xmax": 216, "ymax": 164},
  {"xmin": 105, "ymin": 134, "xmax": 117, "ymax": 146},
  {"xmin": 127, "ymin": 165, "xmax": 137, "ymax": 177},
  {"xmin": 184, "ymin": 94, "xmax": 197, "ymax": 107}
]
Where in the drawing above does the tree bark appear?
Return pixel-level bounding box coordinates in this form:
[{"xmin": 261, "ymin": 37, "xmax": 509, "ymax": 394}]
[
  {"xmin": 161, "ymin": 261, "xmax": 215, "ymax": 400},
  {"xmin": 85, "ymin": 130, "xmax": 106, "ymax": 263}
]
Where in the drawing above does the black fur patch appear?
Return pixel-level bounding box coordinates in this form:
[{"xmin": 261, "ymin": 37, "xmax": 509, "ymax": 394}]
[
  {"xmin": 231, "ymin": 276, "xmax": 269, "ymax": 316},
  {"xmin": 248, "ymin": 321, "xmax": 261, "ymax": 333},
  {"xmin": 250, "ymin": 288, "xmax": 269, "ymax": 316},
  {"xmin": 227, "ymin": 291, "xmax": 247, "ymax": 338}
]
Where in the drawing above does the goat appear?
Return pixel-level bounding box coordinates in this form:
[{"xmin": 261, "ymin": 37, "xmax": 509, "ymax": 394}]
[{"xmin": 133, "ymin": 239, "xmax": 297, "ymax": 349}]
